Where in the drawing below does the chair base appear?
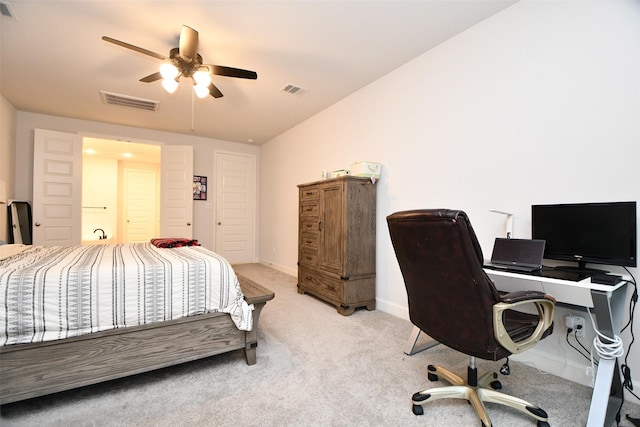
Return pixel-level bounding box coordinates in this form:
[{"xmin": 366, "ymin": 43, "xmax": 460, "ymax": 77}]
[{"xmin": 412, "ymin": 363, "xmax": 550, "ymax": 427}]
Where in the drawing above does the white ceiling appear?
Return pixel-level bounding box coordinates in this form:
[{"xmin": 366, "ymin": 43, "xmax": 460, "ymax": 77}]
[{"xmin": 1, "ymin": 1, "xmax": 516, "ymax": 145}]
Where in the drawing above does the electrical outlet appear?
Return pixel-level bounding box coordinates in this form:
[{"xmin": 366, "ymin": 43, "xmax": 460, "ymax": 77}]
[
  {"xmin": 574, "ymin": 316, "xmax": 585, "ymax": 337},
  {"xmin": 565, "ymin": 315, "xmax": 585, "ymax": 337}
]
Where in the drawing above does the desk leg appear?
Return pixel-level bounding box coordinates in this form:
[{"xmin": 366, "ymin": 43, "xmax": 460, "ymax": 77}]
[
  {"xmin": 586, "ymin": 289, "xmax": 626, "ymax": 427},
  {"xmin": 405, "ymin": 326, "xmax": 439, "ymax": 355}
]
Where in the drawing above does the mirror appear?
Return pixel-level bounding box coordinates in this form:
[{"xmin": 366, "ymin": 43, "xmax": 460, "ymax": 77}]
[{"xmin": 8, "ymin": 201, "xmax": 32, "ymax": 245}]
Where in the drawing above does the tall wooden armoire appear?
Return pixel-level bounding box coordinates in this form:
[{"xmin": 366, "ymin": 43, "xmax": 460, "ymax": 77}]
[{"xmin": 297, "ymin": 176, "xmax": 376, "ymax": 315}]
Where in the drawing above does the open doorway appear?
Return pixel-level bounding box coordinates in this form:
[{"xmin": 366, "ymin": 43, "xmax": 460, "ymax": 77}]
[{"xmin": 82, "ymin": 137, "xmax": 161, "ymax": 244}]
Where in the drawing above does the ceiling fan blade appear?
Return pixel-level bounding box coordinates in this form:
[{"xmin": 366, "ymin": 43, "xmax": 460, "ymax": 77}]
[
  {"xmin": 140, "ymin": 72, "xmax": 163, "ymax": 83},
  {"xmin": 179, "ymin": 25, "xmax": 199, "ymax": 61},
  {"xmin": 102, "ymin": 36, "xmax": 166, "ymax": 60},
  {"xmin": 209, "ymin": 65, "xmax": 258, "ymax": 80},
  {"xmin": 208, "ymin": 83, "xmax": 224, "ymax": 98}
]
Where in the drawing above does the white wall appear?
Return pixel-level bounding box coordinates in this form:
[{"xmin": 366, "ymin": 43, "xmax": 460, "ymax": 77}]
[
  {"xmin": 0, "ymin": 96, "xmax": 17, "ymax": 242},
  {"xmin": 259, "ymin": 1, "xmax": 640, "ymax": 390},
  {"xmin": 13, "ymin": 111, "xmax": 259, "ymax": 250}
]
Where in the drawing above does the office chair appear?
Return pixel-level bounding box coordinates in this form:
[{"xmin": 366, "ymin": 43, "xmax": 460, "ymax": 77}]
[{"xmin": 387, "ymin": 209, "xmax": 556, "ymax": 427}]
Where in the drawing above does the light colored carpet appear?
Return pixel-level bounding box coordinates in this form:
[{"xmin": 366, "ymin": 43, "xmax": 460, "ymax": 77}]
[{"xmin": 1, "ymin": 263, "xmax": 638, "ymax": 426}]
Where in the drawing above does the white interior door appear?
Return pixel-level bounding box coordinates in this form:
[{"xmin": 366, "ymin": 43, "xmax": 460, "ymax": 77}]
[
  {"xmin": 124, "ymin": 168, "xmax": 157, "ymax": 242},
  {"xmin": 215, "ymin": 151, "xmax": 256, "ymax": 263},
  {"xmin": 160, "ymin": 145, "xmax": 193, "ymax": 238},
  {"xmin": 32, "ymin": 129, "xmax": 82, "ymax": 245}
]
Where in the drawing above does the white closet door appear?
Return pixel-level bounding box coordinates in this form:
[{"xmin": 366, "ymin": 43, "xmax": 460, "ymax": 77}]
[
  {"xmin": 160, "ymin": 145, "xmax": 193, "ymax": 238},
  {"xmin": 32, "ymin": 129, "xmax": 82, "ymax": 246},
  {"xmin": 215, "ymin": 151, "xmax": 256, "ymax": 263}
]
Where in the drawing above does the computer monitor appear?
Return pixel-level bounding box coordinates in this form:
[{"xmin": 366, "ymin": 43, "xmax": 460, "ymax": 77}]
[{"xmin": 531, "ymin": 201, "xmax": 637, "ymax": 273}]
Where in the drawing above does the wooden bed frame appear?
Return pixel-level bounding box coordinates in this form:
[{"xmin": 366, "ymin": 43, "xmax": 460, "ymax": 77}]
[{"xmin": 0, "ymin": 275, "xmax": 274, "ymax": 405}]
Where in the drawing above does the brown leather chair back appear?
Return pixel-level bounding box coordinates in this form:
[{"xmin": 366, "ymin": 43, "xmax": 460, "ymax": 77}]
[{"xmin": 387, "ymin": 209, "xmax": 510, "ymax": 360}]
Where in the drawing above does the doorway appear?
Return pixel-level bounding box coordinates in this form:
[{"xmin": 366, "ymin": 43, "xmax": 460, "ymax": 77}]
[{"xmin": 82, "ymin": 137, "xmax": 161, "ymax": 244}]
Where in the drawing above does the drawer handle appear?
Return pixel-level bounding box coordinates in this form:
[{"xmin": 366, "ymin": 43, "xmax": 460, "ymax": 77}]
[
  {"xmin": 305, "ymin": 224, "xmax": 313, "ymax": 229},
  {"xmin": 306, "ymin": 191, "xmax": 314, "ymax": 196},
  {"xmin": 306, "ymin": 256, "xmax": 313, "ymax": 261},
  {"xmin": 305, "ymin": 240, "xmax": 312, "ymax": 244}
]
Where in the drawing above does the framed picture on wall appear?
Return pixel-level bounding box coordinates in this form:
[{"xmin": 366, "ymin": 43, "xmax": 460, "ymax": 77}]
[{"xmin": 193, "ymin": 176, "xmax": 207, "ymax": 200}]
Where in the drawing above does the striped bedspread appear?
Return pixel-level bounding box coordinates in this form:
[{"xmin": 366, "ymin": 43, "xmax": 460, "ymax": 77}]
[{"xmin": 0, "ymin": 243, "xmax": 253, "ymax": 346}]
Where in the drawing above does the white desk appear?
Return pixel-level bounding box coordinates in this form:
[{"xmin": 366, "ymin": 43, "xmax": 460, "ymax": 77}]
[{"xmin": 405, "ymin": 268, "xmax": 628, "ymax": 427}]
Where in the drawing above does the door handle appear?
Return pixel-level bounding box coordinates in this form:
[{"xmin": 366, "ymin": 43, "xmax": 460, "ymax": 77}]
[
  {"xmin": 187, "ymin": 222, "xmax": 191, "ymax": 226},
  {"xmin": 217, "ymin": 222, "xmax": 222, "ymax": 225},
  {"xmin": 35, "ymin": 222, "xmax": 41, "ymax": 227}
]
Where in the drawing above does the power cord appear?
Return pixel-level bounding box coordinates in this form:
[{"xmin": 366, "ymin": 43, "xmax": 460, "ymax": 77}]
[
  {"xmin": 574, "ymin": 325, "xmax": 597, "ymax": 364},
  {"xmin": 565, "ymin": 327, "xmax": 596, "ymax": 365},
  {"xmin": 620, "ymin": 267, "xmax": 638, "ymax": 403},
  {"xmin": 588, "ymin": 320, "xmax": 624, "ymax": 360}
]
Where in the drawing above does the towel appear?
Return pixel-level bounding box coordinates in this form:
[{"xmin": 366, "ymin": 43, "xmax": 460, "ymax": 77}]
[{"xmin": 150, "ymin": 238, "xmax": 200, "ymax": 248}]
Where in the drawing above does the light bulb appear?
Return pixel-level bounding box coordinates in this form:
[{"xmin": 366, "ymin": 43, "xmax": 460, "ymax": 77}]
[
  {"xmin": 160, "ymin": 63, "xmax": 179, "ymax": 79},
  {"xmin": 193, "ymin": 70, "xmax": 211, "ymax": 86},
  {"xmin": 162, "ymin": 78, "xmax": 179, "ymax": 94},
  {"xmin": 194, "ymin": 84, "xmax": 210, "ymax": 99}
]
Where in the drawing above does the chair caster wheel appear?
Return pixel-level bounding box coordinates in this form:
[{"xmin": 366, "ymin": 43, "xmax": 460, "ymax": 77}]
[
  {"xmin": 427, "ymin": 365, "xmax": 438, "ymax": 382},
  {"xmin": 490, "ymin": 380, "xmax": 502, "ymax": 390},
  {"xmin": 412, "ymin": 404, "xmax": 424, "ymax": 416}
]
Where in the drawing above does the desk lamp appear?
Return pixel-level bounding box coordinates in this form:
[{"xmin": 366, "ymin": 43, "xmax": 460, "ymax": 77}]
[{"xmin": 490, "ymin": 209, "xmax": 514, "ymax": 239}]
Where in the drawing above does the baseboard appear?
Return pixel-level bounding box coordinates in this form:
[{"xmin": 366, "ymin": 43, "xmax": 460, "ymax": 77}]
[
  {"xmin": 375, "ymin": 297, "xmax": 410, "ymax": 321},
  {"xmin": 511, "ymin": 348, "xmax": 594, "ymax": 387},
  {"xmin": 257, "ymin": 259, "xmax": 297, "ymax": 277}
]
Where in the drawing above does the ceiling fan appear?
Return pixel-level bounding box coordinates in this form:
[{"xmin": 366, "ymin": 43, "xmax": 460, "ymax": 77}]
[{"xmin": 102, "ymin": 25, "xmax": 257, "ymax": 99}]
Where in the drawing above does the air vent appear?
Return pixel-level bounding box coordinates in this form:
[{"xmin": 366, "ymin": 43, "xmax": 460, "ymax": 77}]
[
  {"xmin": 100, "ymin": 91, "xmax": 159, "ymax": 112},
  {"xmin": 281, "ymin": 84, "xmax": 308, "ymax": 96},
  {"xmin": 0, "ymin": 1, "xmax": 16, "ymax": 19}
]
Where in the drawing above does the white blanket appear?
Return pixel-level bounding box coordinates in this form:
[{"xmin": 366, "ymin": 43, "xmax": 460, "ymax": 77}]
[{"xmin": 0, "ymin": 243, "xmax": 253, "ymax": 345}]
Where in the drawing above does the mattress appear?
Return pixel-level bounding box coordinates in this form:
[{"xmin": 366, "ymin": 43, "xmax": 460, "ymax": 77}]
[{"xmin": 0, "ymin": 243, "xmax": 253, "ymax": 346}]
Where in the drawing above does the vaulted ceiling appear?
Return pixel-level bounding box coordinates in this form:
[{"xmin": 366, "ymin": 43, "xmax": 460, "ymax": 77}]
[{"xmin": 1, "ymin": 1, "xmax": 516, "ymax": 145}]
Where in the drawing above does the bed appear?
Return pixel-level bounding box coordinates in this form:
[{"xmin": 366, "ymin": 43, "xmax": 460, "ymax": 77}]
[{"xmin": 0, "ymin": 243, "xmax": 274, "ymax": 404}]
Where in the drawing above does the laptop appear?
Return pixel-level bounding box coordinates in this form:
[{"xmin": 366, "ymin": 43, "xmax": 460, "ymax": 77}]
[{"xmin": 484, "ymin": 238, "xmax": 545, "ymax": 273}]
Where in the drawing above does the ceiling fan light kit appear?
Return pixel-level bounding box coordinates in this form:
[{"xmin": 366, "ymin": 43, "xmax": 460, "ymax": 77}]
[
  {"xmin": 102, "ymin": 25, "xmax": 257, "ymax": 100},
  {"xmin": 161, "ymin": 78, "xmax": 179, "ymax": 94},
  {"xmin": 160, "ymin": 63, "xmax": 179, "ymax": 80},
  {"xmin": 193, "ymin": 83, "xmax": 210, "ymax": 99}
]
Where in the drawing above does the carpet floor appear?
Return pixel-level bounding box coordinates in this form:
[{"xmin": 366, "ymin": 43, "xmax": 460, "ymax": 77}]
[{"xmin": 1, "ymin": 263, "xmax": 638, "ymax": 426}]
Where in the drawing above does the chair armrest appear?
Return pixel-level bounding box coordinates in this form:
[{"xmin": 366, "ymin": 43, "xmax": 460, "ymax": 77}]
[
  {"xmin": 493, "ymin": 294, "xmax": 556, "ymax": 354},
  {"xmin": 500, "ymin": 290, "xmax": 555, "ymax": 305}
]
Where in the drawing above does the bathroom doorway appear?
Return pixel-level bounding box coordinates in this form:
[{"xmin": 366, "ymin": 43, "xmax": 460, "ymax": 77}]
[{"xmin": 82, "ymin": 137, "xmax": 161, "ymax": 244}]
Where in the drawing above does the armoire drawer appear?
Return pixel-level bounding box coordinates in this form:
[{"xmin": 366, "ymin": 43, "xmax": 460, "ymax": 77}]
[
  {"xmin": 300, "ymin": 233, "xmax": 318, "ymax": 251},
  {"xmin": 300, "ymin": 203, "xmax": 319, "ymax": 217},
  {"xmin": 300, "ymin": 186, "xmax": 319, "ymax": 202},
  {"xmin": 299, "ymin": 249, "xmax": 318, "ymax": 267},
  {"xmin": 298, "ymin": 268, "xmax": 341, "ymax": 301},
  {"xmin": 300, "ymin": 220, "xmax": 318, "ymax": 233}
]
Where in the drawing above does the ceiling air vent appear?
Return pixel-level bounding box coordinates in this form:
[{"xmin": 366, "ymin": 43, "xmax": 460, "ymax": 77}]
[
  {"xmin": 0, "ymin": 1, "xmax": 16, "ymax": 19},
  {"xmin": 281, "ymin": 84, "xmax": 308, "ymax": 97},
  {"xmin": 100, "ymin": 91, "xmax": 159, "ymax": 112}
]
